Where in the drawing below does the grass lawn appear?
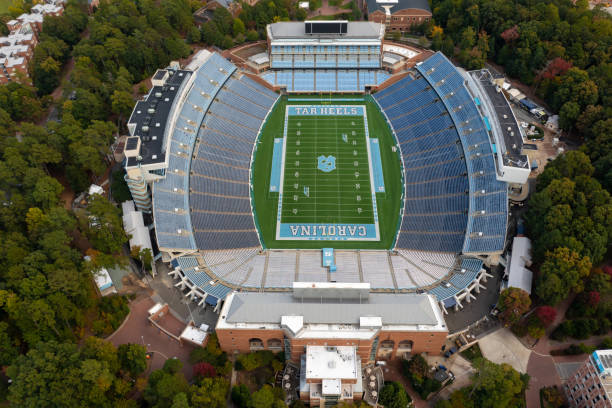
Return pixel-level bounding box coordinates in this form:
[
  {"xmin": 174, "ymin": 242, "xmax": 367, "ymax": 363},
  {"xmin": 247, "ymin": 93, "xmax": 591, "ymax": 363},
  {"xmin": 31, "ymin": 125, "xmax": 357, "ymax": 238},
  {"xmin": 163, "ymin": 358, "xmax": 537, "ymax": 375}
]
[{"xmin": 252, "ymin": 95, "xmax": 403, "ymax": 249}]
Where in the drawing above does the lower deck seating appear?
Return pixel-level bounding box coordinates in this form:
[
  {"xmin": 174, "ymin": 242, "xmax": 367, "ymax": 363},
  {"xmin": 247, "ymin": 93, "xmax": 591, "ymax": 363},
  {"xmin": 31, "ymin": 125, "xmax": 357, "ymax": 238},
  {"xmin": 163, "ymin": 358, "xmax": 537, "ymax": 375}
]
[{"xmin": 261, "ymin": 69, "xmax": 390, "ymax": 92}]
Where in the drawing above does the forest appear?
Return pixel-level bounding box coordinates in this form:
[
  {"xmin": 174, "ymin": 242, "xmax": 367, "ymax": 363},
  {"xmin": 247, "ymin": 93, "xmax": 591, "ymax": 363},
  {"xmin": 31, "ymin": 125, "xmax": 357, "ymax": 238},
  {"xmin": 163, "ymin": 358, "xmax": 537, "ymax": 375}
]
[{"xmin": 0, "ymin": 0, "xmax": 195, "ymax": 403}]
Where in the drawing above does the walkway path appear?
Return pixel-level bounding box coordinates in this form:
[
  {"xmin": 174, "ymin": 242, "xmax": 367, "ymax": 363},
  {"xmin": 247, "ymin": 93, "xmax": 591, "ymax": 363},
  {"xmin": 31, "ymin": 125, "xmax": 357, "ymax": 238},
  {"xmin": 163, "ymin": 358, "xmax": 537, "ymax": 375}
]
[{"xmin": 108, "ymin": 297, "xmax": 196, "ymax": 380}]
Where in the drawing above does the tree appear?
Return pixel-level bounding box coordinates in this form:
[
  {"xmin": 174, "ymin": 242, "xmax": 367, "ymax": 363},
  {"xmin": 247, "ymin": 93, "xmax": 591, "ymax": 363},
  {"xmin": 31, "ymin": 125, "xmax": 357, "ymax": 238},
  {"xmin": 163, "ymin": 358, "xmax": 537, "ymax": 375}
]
[
  {"xmin": 250, "ymin": 384, "xmax": 285, "ymax": 408},
  {"xmin": 117, "ymin": 343, "xmax": 147, "ymax": 377},
  {"xmin": 190, "ymin": 377, "xmax": 229, "ymax": 408},
  {"xmin": 468, "ymin": 359, "xmax": 529, "ymax": 408},
  {"xmin": 246, "ymin": 30, "xmax": 259, "ymax": 42},
  {"xmin": 7, "ymin": 340, "xmax": 132, "ymax": 407},
  {"xmin": 193, "ymin": 362, "xmax": 216, "ymax": 379},
  {"xmin": 231, "ymin": 384, "xmax": 252, "ymax": 408},
  {"xmin": 525, "ymin": 151, "xmax": 610, "ymax": 265},
  {"xmin": 559, "ymin": 101, "xmax": 580, "ymax": 131},
  {"xmin": 535, "ymin": 306, "xmax": 557, "ymax": 327},
  {"xmin": 32, "ymin": 176, "xmax": 64, "ymax": 209},
  {"xmin": 379, "ymin": 381, "xmax": 411, "ymax": 408},
  {"xmin": 233, "ymin": 18, "xmax": 246, "ymax": 35},
  {"xmin": 171, "ymin": 393, "xmax": 191, "ymax": 408},
  {"xmin": 497, "ymin": 288, "xmax": 531, "ymax": 326},
  {"xmin": 144, "ymin": 359, "xmax": 190, "ymax": 408},
  {"xmin": 85, "ymin": 195, "xmax": 129, "ymax": 255},
  {"xmin": 186, "ymin": 26, "xmax": 201, "ymax": 44},
  {"xmin": 536, "ymin": 247, "xmax": 592, "ymax": 305},
  {"xmin": 0, "ymin": 321, "xmax": 19, "ymax": 366},
  {"xmin": 111, "ymin": 90, "xmax": 134, "ymax": 127}
]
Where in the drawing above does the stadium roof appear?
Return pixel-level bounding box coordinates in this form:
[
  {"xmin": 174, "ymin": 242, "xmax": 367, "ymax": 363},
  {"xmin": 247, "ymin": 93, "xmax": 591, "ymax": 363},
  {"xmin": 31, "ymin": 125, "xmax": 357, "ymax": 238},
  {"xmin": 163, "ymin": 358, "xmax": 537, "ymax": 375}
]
[
  {"xmin": 366, "ymin": 0, "xmax": 431, "ymax": 14},
  {"xmin": 126, "ymin": 69, "xmax": 191, "ymax": 167},
  {"xmin": 469, "ymin": 69, "xmax": 528, "ymax": 168},
  {"xmin": 267, "ymin": 21, "xmax": 384, "ymax": 40},
  {"xmin": 223, "ymin": 291, "xmax": 442, "ymax": 326}
]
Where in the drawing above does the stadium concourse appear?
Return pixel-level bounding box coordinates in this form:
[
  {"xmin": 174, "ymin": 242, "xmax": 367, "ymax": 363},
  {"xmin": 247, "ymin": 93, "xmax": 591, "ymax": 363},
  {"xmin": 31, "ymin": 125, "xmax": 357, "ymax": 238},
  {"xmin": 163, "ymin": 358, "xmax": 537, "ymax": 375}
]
[{"xmin": 123, "ymin": 30, "xmax": 508, "ymax": 318}]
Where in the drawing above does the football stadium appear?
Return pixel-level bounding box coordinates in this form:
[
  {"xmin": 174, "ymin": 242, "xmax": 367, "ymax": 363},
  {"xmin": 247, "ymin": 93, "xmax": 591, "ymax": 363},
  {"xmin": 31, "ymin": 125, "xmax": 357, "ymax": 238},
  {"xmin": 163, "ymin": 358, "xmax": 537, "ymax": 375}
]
[{"xmin": 123, "ymin": 20, "xmax": 517, "ymax": 316}]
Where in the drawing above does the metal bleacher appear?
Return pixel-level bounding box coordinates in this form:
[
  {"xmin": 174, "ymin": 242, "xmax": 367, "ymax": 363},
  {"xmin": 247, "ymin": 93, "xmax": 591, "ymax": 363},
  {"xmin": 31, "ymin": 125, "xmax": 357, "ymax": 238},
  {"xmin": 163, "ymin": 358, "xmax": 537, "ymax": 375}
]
[
  {"xmin": 261, "ymin": 69, "xmax": 390, "ymax": 92},
  {"xmin": 373, "ymin": 73, "xmax": 469, "ymax": 253},
  {"xmin": 190, "ymin": 71, "xmax": 279, "ymax": 251},
  {"xmin": 153, "ymin": 53, "xmax": 235, "ymax": 252},
  {"xmin": 372, "ymin": 52, "xmax": 507, "ymax": 256},
  {"xmin": 153, "ymin": 52, "xmax": 279, "ymax": 256},
  {"xmin": 415, "ymin": 52, "xmax": 508, "ymax": 254}
]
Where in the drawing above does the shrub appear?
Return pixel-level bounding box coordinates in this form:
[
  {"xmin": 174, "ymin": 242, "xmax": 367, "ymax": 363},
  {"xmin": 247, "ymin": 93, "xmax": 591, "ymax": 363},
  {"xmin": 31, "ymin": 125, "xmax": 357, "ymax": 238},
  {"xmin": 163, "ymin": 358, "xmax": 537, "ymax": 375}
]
[
  {"xmin": 540, "ymin": 386, "xmax": 564, "ymax": 408},
  {"xmin": 163, "ymin": 357, "xmax": 183, "ymax": 374},
  {"xmin": 563, "ymin": 343, "xmax": 596, "ymax": 355},
  {"xmin": 111, "ymin": 170, "xmax": 131, "ymax": 203},
  {"xmin": 92, "ymin": 295, "xmax": 129, "ymax": 336},
  {"xmin": 535, "ymin": 306, "xmax": 557, "ymax": 327},
  {"xmin": 402, "ymin": 355, "xmax": 441, "ymax": 399},
  {"xmin": 527, "ymin": 315, "xmax": 545, "ymax": 339},
  {"xmin": 511, "ymin": 322, "xmax": 528, "ymax": 337},
  {"xmin": 380, "ymin": 381, "xmax": 412, "ymax": 408},
  {"xmin": 231, "ymin": 384, "xmax": 251, "ymax": 408},
  {"xmin": 193, "ymin": 362, "xmax": 216, "ymax": 379},
  {"xmin": 189, "ymin": 333, "xmax": 228, "ymax": 371},
  {"xmin": 528, "ymin": 323, "xmax": 545, "ymax": 339},
  {"xmin": 551, "ymin": 321, "xmax": 574, "ymax": 341},
  {"xmin": 572, "ymin": 318, "xmax": 599, "ymax": 339},
  {"xmin": 236, "ymin": 350, "xmax": 276, "ymax": 371},
  {"xmin": 599, "ymin": 338, "xmax": 612, "ymax": 349}
]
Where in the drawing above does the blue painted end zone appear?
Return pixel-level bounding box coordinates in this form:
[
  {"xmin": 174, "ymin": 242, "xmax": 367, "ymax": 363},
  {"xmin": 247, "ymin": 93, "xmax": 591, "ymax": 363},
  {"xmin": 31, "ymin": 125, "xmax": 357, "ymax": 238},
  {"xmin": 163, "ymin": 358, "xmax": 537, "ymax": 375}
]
[
  {"xmin": 483, "ymin": 116, "xmax": 491, "ymax": 131},
  {"xmin": 269, "ymin": 138, "xmax": 283, "ymax": 192},
  {"xmin": 369, "ymin": 139, "xmax": 385, "ymax": 193},
  {"xmin": 279, "ymin": 223, "xmax": 378, "ymax": 240}
]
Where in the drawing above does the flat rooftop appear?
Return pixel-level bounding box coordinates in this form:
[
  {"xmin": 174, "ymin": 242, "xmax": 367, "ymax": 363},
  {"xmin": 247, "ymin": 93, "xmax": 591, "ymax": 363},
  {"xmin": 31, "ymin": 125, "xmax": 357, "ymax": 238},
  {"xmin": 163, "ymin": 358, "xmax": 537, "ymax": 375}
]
[
  {"xmin": 126, "ymin": 69, "xmax": 191, "ymax": 167},
  {"xmin": 268, "ymin": 21, "xmax": 384, "ymax": 40},
  {"xmin": 469, "ymin": 69, "xmax": 527, "ymax": 167},
  {"xmin": 221, "ymin": 291, "xmax": 443, "ymax": 327},
  {"xmin": 306, "ymin": 346, "xmax": 358, "ymax": 381}
]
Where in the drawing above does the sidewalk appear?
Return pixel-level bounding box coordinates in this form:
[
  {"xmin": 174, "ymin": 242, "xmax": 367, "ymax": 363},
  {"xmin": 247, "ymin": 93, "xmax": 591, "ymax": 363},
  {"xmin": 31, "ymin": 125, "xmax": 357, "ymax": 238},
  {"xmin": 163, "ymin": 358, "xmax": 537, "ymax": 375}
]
[{"xmin": 108, "ymin": 297, "xmax": 196, "ymax": 380}]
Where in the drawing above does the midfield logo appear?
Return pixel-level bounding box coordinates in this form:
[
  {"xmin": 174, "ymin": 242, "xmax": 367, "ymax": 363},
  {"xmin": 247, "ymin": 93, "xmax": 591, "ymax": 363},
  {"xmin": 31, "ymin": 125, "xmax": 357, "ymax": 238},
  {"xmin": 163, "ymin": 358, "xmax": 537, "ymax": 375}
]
[{"xmin": 317, "ymin": 155, "xmax": 336, "ymax": 173}]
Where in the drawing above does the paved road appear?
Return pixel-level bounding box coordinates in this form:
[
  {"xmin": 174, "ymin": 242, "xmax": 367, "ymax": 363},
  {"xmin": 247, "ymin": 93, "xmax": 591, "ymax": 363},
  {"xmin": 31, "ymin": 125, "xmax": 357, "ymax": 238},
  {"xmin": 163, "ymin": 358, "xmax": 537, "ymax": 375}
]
[
  {"xmin": 445, "ymin": 265, "xmax": 502, "ymax": 333},
  {"xmin": 148, "ymin": 260, "xmax": 220, "ymax": 329}
]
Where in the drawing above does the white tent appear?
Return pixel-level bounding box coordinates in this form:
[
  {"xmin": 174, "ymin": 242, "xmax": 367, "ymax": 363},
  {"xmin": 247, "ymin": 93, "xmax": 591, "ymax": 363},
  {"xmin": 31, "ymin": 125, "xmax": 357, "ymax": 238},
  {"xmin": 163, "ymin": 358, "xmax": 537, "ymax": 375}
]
[
  {"xmin": 122, "ymin": 200, "xmax": 153, "ymax": 253},
  {"xmin": 505, "ymin": 237, "xmax": 533, "ymax": 294}
]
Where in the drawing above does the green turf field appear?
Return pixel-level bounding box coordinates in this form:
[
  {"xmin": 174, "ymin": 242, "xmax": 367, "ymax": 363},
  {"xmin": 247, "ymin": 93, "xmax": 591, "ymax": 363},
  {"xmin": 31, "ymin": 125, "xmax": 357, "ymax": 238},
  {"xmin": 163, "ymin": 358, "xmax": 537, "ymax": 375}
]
[
  {"xmin": 280, "ymin": 111, "xmax": 375, "ymax": 225},
  {"xmin": 252, "ymin": 95, "xmax": 403, "ymax": 249}
]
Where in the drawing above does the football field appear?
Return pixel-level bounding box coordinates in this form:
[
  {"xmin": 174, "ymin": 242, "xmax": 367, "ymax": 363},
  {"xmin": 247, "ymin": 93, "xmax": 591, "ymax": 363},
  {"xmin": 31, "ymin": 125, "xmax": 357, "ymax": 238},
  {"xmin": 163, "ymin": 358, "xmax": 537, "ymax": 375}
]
[{"xmin": 276, "ymin": 105, "xmax": 379, "ymax": 241}]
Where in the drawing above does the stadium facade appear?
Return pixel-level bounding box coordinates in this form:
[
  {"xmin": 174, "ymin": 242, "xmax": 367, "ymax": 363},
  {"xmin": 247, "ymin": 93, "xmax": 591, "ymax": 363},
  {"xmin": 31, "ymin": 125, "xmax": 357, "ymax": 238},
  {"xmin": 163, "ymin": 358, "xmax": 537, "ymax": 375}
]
[{"xmin": 123, "ymin": 22, "xmax": 522, "ymax": 369}]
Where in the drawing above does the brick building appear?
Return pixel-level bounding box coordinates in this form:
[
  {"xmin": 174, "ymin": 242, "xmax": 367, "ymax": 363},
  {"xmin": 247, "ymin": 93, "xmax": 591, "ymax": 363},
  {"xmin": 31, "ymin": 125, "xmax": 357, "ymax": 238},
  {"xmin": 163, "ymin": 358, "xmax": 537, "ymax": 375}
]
[
  {"xmin": 564, "ymin": 350, "xmax": 612, "ymax": 407},
  {"xmin": 216, "ymin": 282, "xmax": 447, "ymax": 358},
  {"xmin": 1, "ymin": 0, "xmax": 64, "ymax": 84},
  {"xmin": 216, "ymin": 282, "xmax": 447, "ymax": 405},
  {"xmin": 365, "ymin": 0, "xmax": 431, "ymax": 33}
]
